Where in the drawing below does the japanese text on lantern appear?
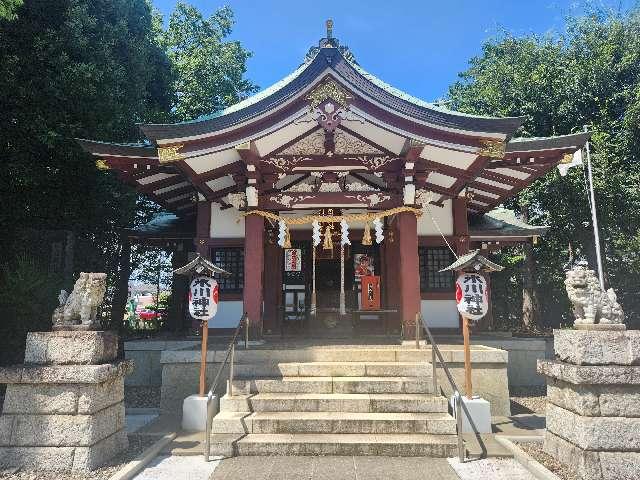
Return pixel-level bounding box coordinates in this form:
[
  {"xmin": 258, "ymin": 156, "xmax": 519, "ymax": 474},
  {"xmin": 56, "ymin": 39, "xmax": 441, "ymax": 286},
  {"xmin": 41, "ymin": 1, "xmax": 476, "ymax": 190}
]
[
  {"xmin": 188, "ymin": 276, "xmax": 219, "ymax": 320},
  {"xmin": 455, "ymin": 273, "xmax": 488, "ymax": 321}
]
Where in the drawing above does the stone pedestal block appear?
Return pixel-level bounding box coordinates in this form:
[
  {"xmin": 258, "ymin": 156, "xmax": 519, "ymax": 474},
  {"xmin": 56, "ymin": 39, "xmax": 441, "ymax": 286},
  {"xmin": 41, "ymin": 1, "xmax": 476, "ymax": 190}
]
[
  {"xmin": 554, "ymin": 329, "xmax": 640, "ymax": 366},
  {"xmin": 537, "ymin": 328, "xmax": 640, "ymax": 480},
  {"xmin": 0, "ymin": 331, "xmax": 132, "ymax": 472},
  {"xmin": 24, "ymin": 331, "xmax": 118, "ymax": 365}
]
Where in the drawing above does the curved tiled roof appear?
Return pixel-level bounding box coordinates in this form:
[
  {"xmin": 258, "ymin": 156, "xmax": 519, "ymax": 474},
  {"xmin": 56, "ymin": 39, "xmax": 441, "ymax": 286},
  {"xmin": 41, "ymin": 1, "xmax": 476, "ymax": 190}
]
[{"xmin": 139, "ymin": 37, "xmax": 525, "ymax": 142}]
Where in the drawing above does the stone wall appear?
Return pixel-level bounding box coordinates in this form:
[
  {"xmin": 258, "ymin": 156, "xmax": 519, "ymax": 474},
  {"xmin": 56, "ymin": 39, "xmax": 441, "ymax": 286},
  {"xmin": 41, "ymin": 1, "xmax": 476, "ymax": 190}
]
[
  {"xmin": 538, "ymin": 329, "xmax": 640, "ymax": 480},
  {"xmin": 0, "ymin": 331, "xmax": 132, "ymax": 471}
]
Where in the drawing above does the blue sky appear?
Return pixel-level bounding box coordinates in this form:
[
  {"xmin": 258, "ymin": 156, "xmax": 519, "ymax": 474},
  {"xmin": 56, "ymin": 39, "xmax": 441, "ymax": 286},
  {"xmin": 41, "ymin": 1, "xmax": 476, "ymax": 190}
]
[{"xmin": 153, "ymin": 0, "xmax": 636, "ymax": 102}]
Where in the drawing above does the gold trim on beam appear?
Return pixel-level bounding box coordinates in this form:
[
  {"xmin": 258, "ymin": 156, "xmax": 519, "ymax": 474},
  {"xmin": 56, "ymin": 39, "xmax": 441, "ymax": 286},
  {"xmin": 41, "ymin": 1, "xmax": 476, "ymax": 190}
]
[
  {"xmin": 306, "ymin": 78, "xmax": 353, "ymax": 110},
  {"xmin": 560, "ymin": 153, "xmax": 573, "ymax": 164},
  {"xmin": 95, "ymin": 159, "xmax": 110, "ymax": 170},
  {"xmin": 157, "ymin": 144, "xmax": 184, "ymax": 163},
  {"xmin": 478, "ymin": 139, "xmax": 505, "ymax": 159}
]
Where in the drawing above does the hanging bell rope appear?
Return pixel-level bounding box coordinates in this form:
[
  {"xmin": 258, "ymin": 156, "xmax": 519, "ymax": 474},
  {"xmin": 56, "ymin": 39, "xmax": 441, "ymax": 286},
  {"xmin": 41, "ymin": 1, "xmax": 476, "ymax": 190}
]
[
  {"xmin": 322, "ymin": 226, "xmax": 333, "ymax": 250},
  {"xmin": 362, "ymin": 221, "xmax": 372, "ymax": 246}
]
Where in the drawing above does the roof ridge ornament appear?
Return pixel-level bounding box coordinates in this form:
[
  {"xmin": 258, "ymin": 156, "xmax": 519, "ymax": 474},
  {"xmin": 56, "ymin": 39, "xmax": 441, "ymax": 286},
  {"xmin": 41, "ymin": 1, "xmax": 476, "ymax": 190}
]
[
  {"xmin": 307, "ymin": 78, "xmax": 352, "ymax": 111},
  {"xmin": 326, "ymin": 19, "xmax": 333, "ymax": 39}
]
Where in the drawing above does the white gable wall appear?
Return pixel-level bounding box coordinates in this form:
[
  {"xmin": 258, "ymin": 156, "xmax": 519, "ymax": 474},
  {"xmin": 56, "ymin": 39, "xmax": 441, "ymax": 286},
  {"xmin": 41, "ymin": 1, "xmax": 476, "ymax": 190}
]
[
  {"xmin": 417, "ymin": 200, "xmax": 453, "ymax": 236},
  {"xmin": 210, "ymin": 202, "xmax": 245, "ymax": 238}
]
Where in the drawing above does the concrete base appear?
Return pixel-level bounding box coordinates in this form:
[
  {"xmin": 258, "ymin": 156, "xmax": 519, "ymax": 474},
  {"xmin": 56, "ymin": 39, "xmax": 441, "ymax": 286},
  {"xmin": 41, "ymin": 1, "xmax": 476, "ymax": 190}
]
[
  {"xmin": 182, "ymin": 394, "xmax": 218, "ymax": 432},
  {"xmin": 451, "ymin": 395, "xmax": 492, "ymax": 434}
]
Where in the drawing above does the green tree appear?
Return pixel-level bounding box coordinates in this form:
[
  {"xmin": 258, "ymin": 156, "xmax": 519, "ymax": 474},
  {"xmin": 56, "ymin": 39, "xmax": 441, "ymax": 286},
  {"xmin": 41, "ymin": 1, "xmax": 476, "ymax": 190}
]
[
  {"xmin": 0, "ymin": 0, "xmax": 21, "ymax": 19},
  {"xmin": 0, "ymin": 0, "xmax": 173, "ymax": 362},
  {"xmin": 448, "ymin": 8, "xmax": 640, "ymax": 329},
  {"xmin": 162, "ymin": 2, "xmax": 258, "ymax": 120}
]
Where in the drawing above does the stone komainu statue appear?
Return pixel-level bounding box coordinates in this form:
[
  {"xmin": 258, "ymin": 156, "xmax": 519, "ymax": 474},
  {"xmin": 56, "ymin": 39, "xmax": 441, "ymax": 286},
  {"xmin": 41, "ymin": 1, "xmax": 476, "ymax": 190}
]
[
  {"xmin": 52, "ymin": 272, "xmax": 107, "ymax": 330},
  {"xmin": 565, "ymin": 264, "xmax": 624, "ymax": 325}
]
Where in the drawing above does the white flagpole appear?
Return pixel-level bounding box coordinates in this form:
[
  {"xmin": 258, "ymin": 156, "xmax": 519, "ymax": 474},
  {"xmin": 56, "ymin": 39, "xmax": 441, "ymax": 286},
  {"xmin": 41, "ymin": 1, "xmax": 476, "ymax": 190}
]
[{"xmin": 584, "ymin": 125, "xmax": 605, "ymax": 290}]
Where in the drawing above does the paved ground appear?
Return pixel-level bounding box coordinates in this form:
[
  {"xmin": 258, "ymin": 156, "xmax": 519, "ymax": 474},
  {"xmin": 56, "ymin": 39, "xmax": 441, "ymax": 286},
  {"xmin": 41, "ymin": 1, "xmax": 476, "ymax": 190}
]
[
  {"xmin": 448, "ymin": 457, "xmax": 537, "ymax": 479},
  {"xmin": 209, "ymin": 456, "xmax": 460, "ymax": 480},
  {"xmin": 133, "ymin": 455, "xmax": 220, "ymax": 480}
]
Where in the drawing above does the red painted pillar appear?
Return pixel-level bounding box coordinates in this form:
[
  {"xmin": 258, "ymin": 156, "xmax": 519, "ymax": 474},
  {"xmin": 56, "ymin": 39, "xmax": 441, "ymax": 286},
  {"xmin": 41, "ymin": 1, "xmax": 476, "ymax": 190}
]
[
  {"xmin": 397, "ymin": 211, "xmax": 421, "ymax": 339},
  {"xmin": 195, "ymin": 201, "xmax": 211, "ymax": 256},
  {"xmin": 243, "ymin": 214, "xmax": 265, "ymax": 339},
  {"xmin": 453, "ymin": 196, "xmax": 470, "ymax": 332},
  {"xmin": 262, "ymin": 241, "xmax": 282, "ymax": 334}
]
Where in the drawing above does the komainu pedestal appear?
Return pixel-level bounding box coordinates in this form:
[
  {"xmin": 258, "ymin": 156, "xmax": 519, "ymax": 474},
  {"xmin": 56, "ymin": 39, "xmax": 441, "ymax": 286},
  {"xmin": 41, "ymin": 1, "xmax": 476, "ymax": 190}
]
[
  {"xmin": 0, "ymin": 331, "xmax": 132, "ymax": 471},
  {"xmin": 538, "ymin": 328, "xmax": 640, "ymax": 480}
]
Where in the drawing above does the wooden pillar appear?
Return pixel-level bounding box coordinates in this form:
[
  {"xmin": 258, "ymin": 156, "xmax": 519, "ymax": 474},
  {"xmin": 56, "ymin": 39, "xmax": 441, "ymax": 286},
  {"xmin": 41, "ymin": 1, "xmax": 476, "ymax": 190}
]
[
  {"xmin": 168, "ymin": 243, "xmax": 189, "ymax": 332},
  {"xmin": 195, "ymin": 201, "xmax": 211, "ymax": 256},
  {"xmin": 383, "ymin": 225, "xmax": 402, "ymax": 333},
  {"xmin": 397, "ymin": 211, "xmax": 421, "ymax": 339},
  {"xmin": 453, "ymin": 196, "xmax": 470, "ymax": 332},
  {"xmin": 262, "ymin": 240, "xmax": 282, "ymax": 334},
  {"xmin": 243, "ymin": 214, "xmax": 265, "ymax": 339}
]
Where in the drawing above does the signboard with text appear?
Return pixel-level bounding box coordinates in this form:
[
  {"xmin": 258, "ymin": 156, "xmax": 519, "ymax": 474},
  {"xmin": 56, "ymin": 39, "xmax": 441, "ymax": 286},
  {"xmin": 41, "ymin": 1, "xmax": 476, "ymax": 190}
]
[
  {"xmin": 455, "ymin": 272, "xmax": 488, "ymax": 321},
  {"xmin": 284, "ymin": 248, "xmax": 302, "ymax": 272}
]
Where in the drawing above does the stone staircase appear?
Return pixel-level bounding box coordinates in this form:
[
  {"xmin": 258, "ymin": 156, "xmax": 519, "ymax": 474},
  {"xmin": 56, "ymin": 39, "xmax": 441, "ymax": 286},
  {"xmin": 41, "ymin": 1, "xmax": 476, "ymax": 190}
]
[{"xmin": 208, "ymin": 348, "xmax": 458, "ymax": 457}]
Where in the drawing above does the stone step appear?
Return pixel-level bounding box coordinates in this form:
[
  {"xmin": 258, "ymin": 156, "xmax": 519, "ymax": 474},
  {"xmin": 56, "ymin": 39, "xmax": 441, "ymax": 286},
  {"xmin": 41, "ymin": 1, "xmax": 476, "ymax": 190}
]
[
  {"xmin": 228, "ymin": 348, "xmax": 431, "ymax": 364},
  {"xmin": 230, "ymin": 377, "xmax": 434, "ymax": 395},
  {"xmin": 220, "ymin": 393, "xmax": 448, "ymax": 413},
  {"xmin": 223, "ymin": 433, "xmax": 458, "ymax": 457},
  {"xmin": 211, "ymin": 411, "xmax": 455, "ymax": 435},
  {"xmin": 233, "ymin": 362, "xmax": 432, "ymax": 378}
]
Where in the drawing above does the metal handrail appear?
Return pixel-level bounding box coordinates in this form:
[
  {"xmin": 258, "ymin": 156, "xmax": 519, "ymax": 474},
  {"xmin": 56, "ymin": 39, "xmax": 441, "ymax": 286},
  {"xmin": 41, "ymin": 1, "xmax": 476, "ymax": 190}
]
[
  {"xmin": 417, "ymin": 313, "xmax": 487, "ymax": 462},
  {"xmin": 203, "ymin": 313, "xmax": 248, "ymax": 461}
]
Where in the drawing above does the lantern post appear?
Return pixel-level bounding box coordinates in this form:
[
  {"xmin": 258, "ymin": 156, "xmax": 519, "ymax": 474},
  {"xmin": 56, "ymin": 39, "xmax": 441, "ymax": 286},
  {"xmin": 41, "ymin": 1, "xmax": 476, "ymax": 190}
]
[
  {"xmin": 440, "ymin": 251, "xmax": 503, "ymax": 401},
  {"xmin": 174, "ymin": 255, "xmax": 231, "ymax": 397}
]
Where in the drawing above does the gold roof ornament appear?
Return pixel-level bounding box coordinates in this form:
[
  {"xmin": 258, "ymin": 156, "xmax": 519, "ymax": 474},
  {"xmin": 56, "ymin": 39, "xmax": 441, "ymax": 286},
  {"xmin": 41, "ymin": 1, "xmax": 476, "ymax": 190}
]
[
  {"xmin": 95, "ymin": 159, "xmax": 110, "ymax": 171},
  {"xmin": 560, "ymin": 152, "xmax": 573, "ymax": 164},
  {"xmin": 157, "ymin": 144, "xmax": 184, "ymax": 163},
  {"xmin": 306, "ymin": 78, "xmax": 353, "ymax": 111},
  {"xmin": 326, "ymin": 19, "xmax": 334, "ymax": 39},
  {"xmin": 478, "ymin": 139, "xmax": 506, "ymax": 159}
]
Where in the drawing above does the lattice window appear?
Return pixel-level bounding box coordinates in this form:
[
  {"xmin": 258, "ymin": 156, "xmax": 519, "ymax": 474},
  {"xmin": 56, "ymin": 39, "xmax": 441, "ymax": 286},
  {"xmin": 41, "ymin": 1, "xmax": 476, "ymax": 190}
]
[
  {"xmin": 211, "ymin": 247, "xmax": 244, "ymax": 293},
  {"xmin": 419, "ymin": 247, "xmax": 455, "ymax": 292}
]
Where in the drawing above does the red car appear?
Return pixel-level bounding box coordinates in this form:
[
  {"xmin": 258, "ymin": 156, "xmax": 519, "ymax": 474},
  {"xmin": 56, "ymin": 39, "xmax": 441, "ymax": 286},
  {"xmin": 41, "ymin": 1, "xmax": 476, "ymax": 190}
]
[{"xmin": 138, "ymin": 309, "xmax": 163, "ymax": 321}]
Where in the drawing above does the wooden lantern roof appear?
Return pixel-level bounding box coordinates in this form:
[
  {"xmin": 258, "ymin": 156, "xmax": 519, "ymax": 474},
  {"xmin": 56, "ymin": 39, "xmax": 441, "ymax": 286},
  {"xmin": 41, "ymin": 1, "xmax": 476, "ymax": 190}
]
[{"xmin": 78, "ymin": 28, "xmax": 590, "ymax": 219}]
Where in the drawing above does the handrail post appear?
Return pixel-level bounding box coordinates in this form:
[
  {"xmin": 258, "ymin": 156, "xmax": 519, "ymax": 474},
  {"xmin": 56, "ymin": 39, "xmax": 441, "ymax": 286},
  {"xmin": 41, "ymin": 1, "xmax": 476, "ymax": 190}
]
[
  {"xmin": 431, "ymin": 344, "xmax": 438, "ymax": 395},
  {"xmin": 244, "ymin": 315, "xmax": 249, "ymax": 349},
  {"xmin": 456, "ymin": 393, "xmax": 465, "ymax": 462},
  {"xmin": 228, "ymin": 342, "xmax": 235, "ymax": 397}
]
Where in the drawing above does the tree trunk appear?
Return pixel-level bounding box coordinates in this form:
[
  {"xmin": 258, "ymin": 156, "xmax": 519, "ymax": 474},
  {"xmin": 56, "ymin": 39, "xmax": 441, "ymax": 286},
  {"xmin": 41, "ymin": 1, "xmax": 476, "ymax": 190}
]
[
  {"xmin": 110, "ymin": 234, "xmax": 131, "ymax": 333},
  {"xmin": 521, "ymin": 208, "xmax": 539, "ymax": 331}
]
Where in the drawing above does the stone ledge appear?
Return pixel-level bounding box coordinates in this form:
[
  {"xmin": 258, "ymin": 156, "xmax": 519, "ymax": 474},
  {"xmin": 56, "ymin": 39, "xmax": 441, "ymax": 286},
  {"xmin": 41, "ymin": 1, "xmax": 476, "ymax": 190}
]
[
  {"xmin": 547, "ymin": 378, "xmax": 640, "ymax": 417},
  {"xmin": 0, "ymin": 428, "xmax": 127, "ymax": 471},
  {"xmin": 0, "ymin": 401, "xmax": 125, "ymax": 447},
  {"xmin": 554, "ymin": 329, "xmax": 640, "ymax": 366},
  {"xmin": 0, "ymin": 360, "xmax": 133, "ymax": 385},
  {"xmin": 538, "ymin": 359, "xmax": 640, "ymax": 385},
  {"xmin": 25, "ymin": 331, "xmax": 118, "ymax": 365},
  {"xmin": 546, "ymin": 403, "xmax": 640, "ymax": 451},
  {"xmin": 3, "ymin": 378, "xmax": 124, "ymax": 415},
  {"xmin": 544, "ymin": 430, "xmax": 640, "ymax": 480}
]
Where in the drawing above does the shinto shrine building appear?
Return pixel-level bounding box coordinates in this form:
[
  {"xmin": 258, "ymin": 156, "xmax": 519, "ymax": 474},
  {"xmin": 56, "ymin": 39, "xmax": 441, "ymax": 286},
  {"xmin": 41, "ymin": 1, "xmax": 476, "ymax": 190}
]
[{"xmin": 79, "ymin": 27, "xmax": 589, "ymax": 339}]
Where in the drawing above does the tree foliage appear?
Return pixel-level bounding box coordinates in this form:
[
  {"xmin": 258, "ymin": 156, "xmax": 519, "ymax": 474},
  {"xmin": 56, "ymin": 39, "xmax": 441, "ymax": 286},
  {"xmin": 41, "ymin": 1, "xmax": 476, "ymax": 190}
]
[
  {"xmin": 448, "ymin": 8, "xmax": 640, "ymax": 329},
  {"xmin": 0, "ymin": 0, "xmax": 255, "ymax": 363},
  {"xmin": 161, "ymin": 3, "xmax": 258, "ymax": 121}
]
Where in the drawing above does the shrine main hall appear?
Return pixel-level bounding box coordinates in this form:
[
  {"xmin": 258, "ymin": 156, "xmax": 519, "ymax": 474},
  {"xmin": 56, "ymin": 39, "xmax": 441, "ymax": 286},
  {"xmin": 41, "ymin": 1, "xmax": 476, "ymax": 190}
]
[{"xmin": 79, "ymin": 28, "xmax": 589, "ymax": 339}]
